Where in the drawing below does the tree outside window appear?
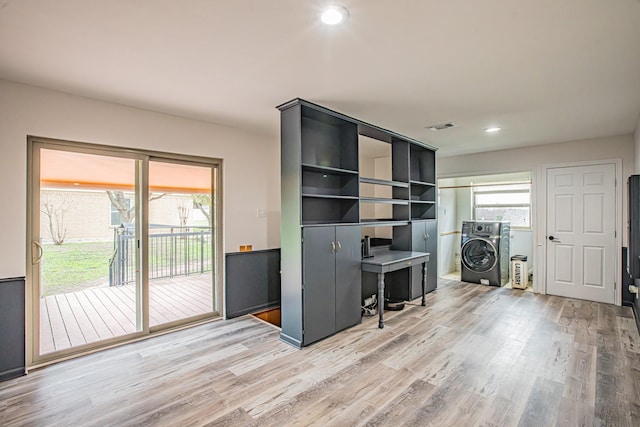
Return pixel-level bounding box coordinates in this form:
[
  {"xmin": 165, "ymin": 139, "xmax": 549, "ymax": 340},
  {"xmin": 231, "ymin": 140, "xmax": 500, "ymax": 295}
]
[{"xmin": 109, "ymin": 195, "xmax": 131, "ymax": 226}]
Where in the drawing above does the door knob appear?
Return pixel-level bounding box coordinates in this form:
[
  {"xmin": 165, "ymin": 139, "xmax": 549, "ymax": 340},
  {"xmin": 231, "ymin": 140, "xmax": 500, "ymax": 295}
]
[{"xmin": 548, "ymin": 236, "xmax": 555, "ymax": 241}]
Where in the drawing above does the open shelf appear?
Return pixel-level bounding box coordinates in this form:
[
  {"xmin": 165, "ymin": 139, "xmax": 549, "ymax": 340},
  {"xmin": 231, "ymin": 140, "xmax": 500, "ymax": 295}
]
[
  {"xmin": 360, "ymin": 219, "xmax": 410, "ymax": 227},
  {"xmin": 360, "ymin": 177, "xmax": 409, "ymax": 188},
  {"xmin": 302, "ymin": 197, "xmax": 359, "ymax": 224},
  {"xmin": 410, "ymin": 146, "xmax": 436, "ymax": 184},
  {"xmin": 410, "ymin": 184, "xmax": 436, "ymax": 202},
  {"xmin": 410, "ymin": 179, "xmax": 436, "ymax": 187},
  {"xmin": 302, "ymin": 166, "xmax": 358, "ymax": 198},
  {"xmin": 302, "ymin": 163, "xmax": 358, "ymax": 175},
  {"xmin": 359, "ymin": 195, "xmax": 409, "ymax": 223},
  {"xmin": 360, "ymin": 197, "xmax": 409, "ymax": 205},
  {"xmin": 411, "ymin": 203, "xmax": 436, "ymax": 220},
  {"xmin": 301, "ymin": 105, "xmax": 359, "ymax": 172},
  {"xmin": 301, "ymin": 220, "xmax": 360, "ymax": 226},
  {"xmin": 360, "ymin": 178, "xmax": 409, "ymax": 206},
  {"xmin": 302, "ymin": 194, "xmax": 359, "ymax": 200}
]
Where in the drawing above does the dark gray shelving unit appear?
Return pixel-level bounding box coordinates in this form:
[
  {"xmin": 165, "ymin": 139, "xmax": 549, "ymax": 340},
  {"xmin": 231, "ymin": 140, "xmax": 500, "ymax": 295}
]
[
  {"xmin": 409, "ymin": 145, "xmax": 437, "ymax": 220},
  {"xmin": 278, "ymin": 98, "xmax": 437, "ymax": 348},
  {"xmin": 389, "ymin": 219, "xmax": 438, "ymax": 300}
]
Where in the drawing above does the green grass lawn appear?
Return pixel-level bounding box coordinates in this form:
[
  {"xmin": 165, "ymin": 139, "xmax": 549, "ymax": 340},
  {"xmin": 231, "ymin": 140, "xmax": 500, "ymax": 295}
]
[
  {"xmin": 40, "ymin": 238, "xmax": 212, "ymax": 296},
  {"xmin": 41, "ymin": 242, "xmax": 113, "ymax": 297}
]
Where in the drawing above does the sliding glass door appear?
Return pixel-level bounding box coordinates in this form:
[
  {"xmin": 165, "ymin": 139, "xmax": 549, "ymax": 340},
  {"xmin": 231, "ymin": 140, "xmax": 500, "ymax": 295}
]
[
  {"xmin": 147, "ymin": 160, "xmax": 216, "ymax": 328},
  {"xmin": 30, "ymin": 145, "xmax": 143, "ymax": 360},
  {"xmin": 28, "ymin": 138, "xmax": 221, "ymax": 366}
]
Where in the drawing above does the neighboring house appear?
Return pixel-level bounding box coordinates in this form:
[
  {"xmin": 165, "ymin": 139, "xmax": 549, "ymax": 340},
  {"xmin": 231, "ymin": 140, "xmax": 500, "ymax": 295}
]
[{"xmin": 39, "ymin": 189, "xmax": 209, "ymax": 243}]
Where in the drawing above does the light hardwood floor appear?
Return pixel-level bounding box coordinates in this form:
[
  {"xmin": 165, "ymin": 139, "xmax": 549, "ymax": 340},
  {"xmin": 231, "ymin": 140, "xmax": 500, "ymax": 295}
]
[{"xmin": 1, "ymin": 280, "xmax": 639, "ymax": 426}]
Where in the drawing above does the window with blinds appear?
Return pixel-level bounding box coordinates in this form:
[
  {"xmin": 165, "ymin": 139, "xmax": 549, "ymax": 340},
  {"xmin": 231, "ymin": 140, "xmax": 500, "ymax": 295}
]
[{"xmin": 472, "ymin": 182, "xmax": 531, "ymax": 228}]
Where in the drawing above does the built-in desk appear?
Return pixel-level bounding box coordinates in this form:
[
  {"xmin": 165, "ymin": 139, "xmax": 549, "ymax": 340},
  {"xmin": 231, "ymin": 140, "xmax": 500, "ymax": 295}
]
[{"xmin": 361, "ymin": 249, "xmax": 430, "ymax": 329}]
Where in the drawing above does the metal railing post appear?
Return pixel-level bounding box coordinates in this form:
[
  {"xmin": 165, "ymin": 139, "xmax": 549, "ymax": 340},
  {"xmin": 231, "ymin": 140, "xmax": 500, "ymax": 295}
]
[
  {"xmin": 200, "ymin": 229, "xmax": 204, "ymax": 274},
  {"xmin": 115, "ymin": 225, "xmax": 212, "ymax": 284}
]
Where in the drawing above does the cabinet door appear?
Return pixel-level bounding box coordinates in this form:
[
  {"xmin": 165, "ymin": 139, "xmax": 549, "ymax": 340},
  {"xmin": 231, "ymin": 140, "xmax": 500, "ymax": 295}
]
[
  {"xmin": 335, "ymin": 225, "xmax": 362, "ymax": 331},
  {"xmin": 302, "ymin": 227, "xmax": 336, "ymax": 345},
  {"xmin": 410, "ymin": 222, "xmax": 427, "ymax": 299},
  {"xmin": 424, "ymin": 220, "xmax": 438, "ymax": 293},
  {"xmin": 411, "ymin": 221, "xmax": 427, "ymax": 252},
  {"xmin": 410, "ymin": 220, "xmax": 438, "ymax": 298}
]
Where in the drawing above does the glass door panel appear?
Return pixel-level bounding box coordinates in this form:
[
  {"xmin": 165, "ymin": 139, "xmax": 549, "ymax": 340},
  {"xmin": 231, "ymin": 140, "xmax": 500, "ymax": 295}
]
[
  {"xmin": 148, "ymin": 160, "xmax": 214, "ymax": 327},
  {"xmin": 36, "ymin": 148, "xmax": 141, "ymax": 356}
]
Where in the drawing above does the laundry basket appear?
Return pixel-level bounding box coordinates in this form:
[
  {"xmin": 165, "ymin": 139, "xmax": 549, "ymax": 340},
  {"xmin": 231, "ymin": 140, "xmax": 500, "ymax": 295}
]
[{"xmin": 510, "ymin": 255, "xmax": 528, "ymax": 289}]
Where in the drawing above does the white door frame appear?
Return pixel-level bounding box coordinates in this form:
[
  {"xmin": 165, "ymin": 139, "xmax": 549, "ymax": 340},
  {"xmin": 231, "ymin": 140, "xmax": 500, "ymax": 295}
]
[
  {"xmin": 438, "ymin": 168, "xmax": 538, "ymax": 290},
  {"xmin": 536, "ymin": 159, "xmax": 622, "ymax": 305}
]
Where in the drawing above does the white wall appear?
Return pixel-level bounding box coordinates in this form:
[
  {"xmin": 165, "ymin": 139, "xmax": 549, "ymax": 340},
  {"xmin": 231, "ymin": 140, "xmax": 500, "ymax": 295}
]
[
  {"xmin": 439, "ymin": 134, "xmax": 634, "ymax": 243},
  {"xmin": 439, "ymin": 134, "xmax": 634, "ymax": 292},
  {"xmin": 437, "ymin": 178, "xmax": 457, "ymax": 274},
  {"xmin": 0, "ymin": 80, "xmax": 280, "ymax": 279}
]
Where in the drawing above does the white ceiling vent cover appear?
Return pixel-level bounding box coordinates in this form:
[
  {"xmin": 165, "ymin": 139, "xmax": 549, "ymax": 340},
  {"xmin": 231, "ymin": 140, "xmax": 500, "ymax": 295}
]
[{"xmin": 427, "ymin": 122, "xmax": 455, "ymax": 131}]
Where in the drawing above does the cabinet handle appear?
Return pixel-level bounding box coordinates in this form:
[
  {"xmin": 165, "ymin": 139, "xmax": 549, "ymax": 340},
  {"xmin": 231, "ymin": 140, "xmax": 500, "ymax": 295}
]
[
  {"xmin": 424, "ymin": 233, "xmax": 429, "ymax": 241},
  {"xmin": 331, "ymin": 241, "xmax": 336, "ymax": 253},
  {"xmin": 336, "ymin": 241, "xmax": 342, "ymax": 252}
]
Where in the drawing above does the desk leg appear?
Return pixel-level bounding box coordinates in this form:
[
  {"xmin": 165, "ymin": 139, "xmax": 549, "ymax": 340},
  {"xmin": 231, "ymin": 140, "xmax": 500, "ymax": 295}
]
[
  {"xmin": 421, "ymin": 262, "xmax": 427, "ymax": 307},
  {"xmin": 377, "ymin": 272, "xmax": 385, "ymax": 329}
]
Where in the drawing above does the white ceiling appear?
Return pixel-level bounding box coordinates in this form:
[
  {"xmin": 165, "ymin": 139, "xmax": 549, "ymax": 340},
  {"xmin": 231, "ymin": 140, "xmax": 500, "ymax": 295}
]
[{"xmin": 1, "ymin": 0, "xmax": 639, "ymax": 157}]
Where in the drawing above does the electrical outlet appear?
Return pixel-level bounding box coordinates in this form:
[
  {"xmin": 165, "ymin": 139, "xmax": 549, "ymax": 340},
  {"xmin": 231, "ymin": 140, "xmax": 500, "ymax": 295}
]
[{"xmin": 257, "ymin": 208, "xmax": 266, "ymax": 218}]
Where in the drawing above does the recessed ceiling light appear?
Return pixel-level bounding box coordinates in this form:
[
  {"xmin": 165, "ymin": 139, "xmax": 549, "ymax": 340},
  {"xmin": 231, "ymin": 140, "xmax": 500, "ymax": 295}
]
[
  {"xmin": 321, "ymin": 5, "xmax": 349, "ymax": 25},
  {"xmin": 484, "ymin": 127, "xmax": 501, "ymax": 133}
]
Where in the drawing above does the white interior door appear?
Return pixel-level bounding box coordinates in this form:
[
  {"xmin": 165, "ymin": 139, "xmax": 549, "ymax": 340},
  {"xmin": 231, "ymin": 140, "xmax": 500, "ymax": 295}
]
[{"xmin": 546, "ymin": 163, "xmax": 616, "ymax": 304}]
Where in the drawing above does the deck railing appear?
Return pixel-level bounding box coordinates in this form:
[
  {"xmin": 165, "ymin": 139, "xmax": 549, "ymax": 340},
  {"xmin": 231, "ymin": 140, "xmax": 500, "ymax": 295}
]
[{"xmin": 109, "ymin": 224, "xmax": 212, "ymax": 286}]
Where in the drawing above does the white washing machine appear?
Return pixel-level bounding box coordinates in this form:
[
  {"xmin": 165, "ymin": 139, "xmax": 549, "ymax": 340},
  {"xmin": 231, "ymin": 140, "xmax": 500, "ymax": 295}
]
[{"xmin": 460, "ymin": 221, "xmax": 510, "ymax": 286}]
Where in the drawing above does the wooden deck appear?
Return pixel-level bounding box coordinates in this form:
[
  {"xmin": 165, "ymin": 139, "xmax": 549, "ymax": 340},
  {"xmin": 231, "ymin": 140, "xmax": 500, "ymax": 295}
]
[{"xmin": 40, "ymin": 274, "xmax": 213, "ymax": 355}]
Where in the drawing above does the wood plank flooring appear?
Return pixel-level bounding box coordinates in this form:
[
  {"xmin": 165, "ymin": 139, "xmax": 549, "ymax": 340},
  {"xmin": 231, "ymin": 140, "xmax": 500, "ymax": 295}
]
[
  {"xmin": 39, "ymin": 274, "xmax": 212, "ymax": 354},
  {"xmin": 3, "ymin": 280, "xmax": 639, "ymax": 426}
]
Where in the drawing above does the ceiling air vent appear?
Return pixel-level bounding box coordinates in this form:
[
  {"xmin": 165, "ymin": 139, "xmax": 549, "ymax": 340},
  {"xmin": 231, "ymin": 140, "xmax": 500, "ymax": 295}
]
[{"xmin": 426, "ymin": 122, "xmax": 455, "ymax": 131}]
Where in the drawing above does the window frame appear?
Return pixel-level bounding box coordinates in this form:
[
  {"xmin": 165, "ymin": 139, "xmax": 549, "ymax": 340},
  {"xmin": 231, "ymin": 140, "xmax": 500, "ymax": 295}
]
[
  {"xmin": 27, "ymin": 135, "xmax": 223, "ymax": 368},
  {"xmin": 472, "ymin": 182, "xmax": 532, "ymax": 230}
]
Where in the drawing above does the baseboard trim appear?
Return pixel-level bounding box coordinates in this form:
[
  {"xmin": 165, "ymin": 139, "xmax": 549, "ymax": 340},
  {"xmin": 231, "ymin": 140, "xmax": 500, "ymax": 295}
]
[
  {"xmin": 0, "ymin": 367, "xmax": 26, "ymax": 382},
  {"xmin": 279, "ymin": 332, "xmax": 302, "ymax": 349}
]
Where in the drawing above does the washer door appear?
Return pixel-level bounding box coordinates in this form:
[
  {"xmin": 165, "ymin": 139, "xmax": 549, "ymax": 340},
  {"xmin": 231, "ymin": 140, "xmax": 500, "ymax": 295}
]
[{"xmin": 462, "ymin": 238, "xmax": 498, "ymax": 273}]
